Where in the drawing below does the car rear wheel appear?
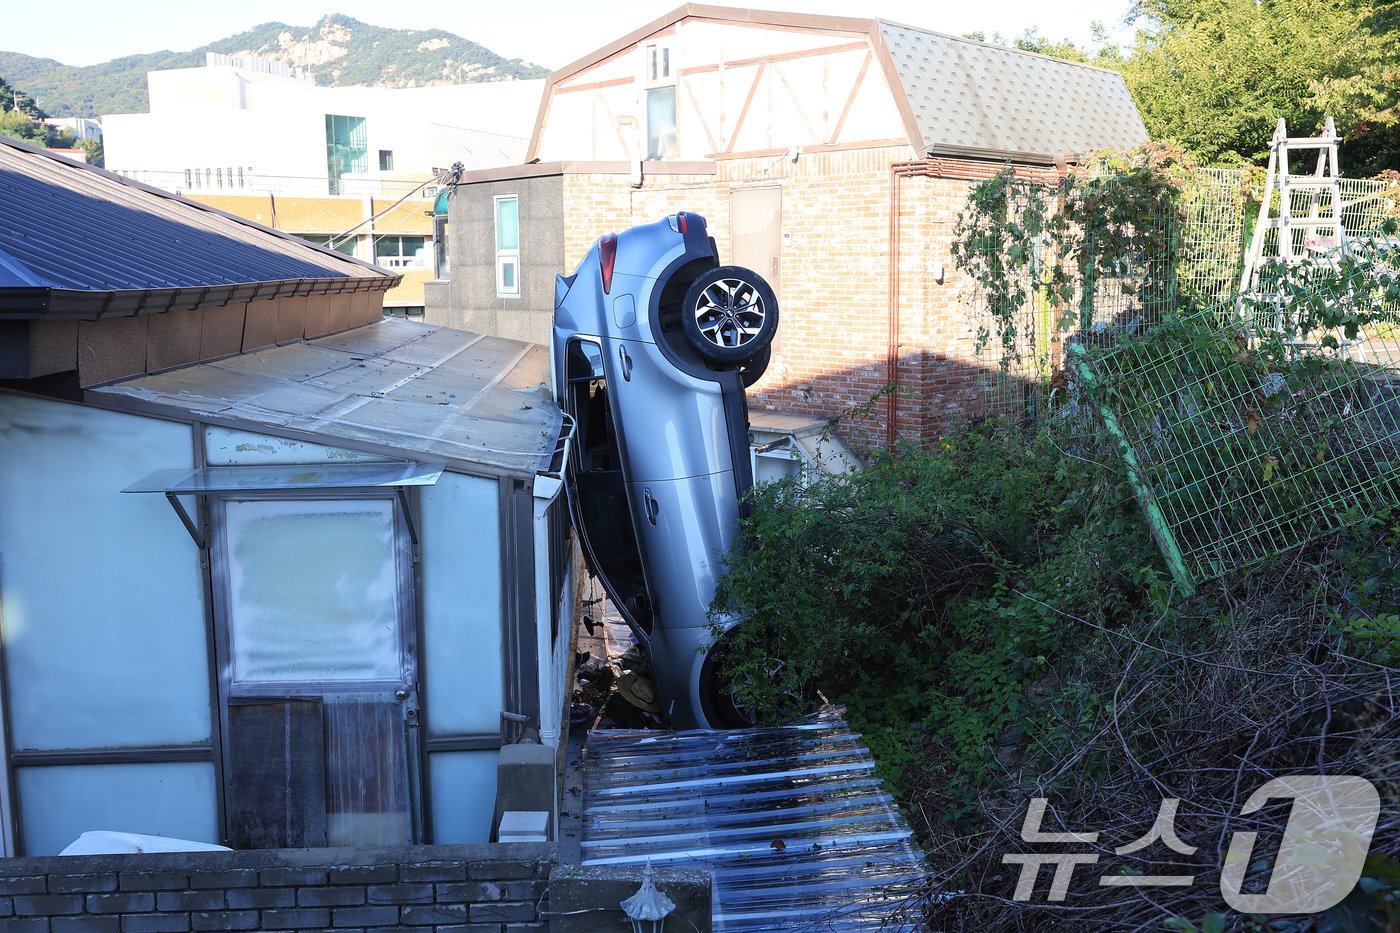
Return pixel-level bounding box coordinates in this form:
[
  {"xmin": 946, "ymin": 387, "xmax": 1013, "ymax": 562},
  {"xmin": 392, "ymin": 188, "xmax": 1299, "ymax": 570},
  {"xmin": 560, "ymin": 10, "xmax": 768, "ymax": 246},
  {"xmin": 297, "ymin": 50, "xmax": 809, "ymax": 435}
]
[
  {"xmin": 739, "ymin": 344, "xmax": 770, "ymax": 388},
  {"xmin": 699, "ymin": 628, "xmax": 760, "ymax": 728},
  {"xmin": 681, "ymin": 266, "xmax": 779, "ymax": 365}
]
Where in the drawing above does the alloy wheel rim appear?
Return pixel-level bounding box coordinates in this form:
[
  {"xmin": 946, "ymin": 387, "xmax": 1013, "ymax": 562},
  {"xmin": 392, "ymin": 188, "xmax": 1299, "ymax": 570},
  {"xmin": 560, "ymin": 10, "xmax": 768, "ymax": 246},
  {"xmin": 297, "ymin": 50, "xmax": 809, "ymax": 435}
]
[{"xmin": 693, "ymin": 278, "xmax": 766, "ymax": 349}]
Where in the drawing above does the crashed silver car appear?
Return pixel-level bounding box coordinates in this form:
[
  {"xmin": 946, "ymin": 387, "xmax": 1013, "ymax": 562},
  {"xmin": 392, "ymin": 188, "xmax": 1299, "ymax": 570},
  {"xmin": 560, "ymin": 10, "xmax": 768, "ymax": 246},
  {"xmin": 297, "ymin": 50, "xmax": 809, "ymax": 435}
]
[{"xmin": 552, "ymin": 212, "xmax": 777, "ymax": 729}]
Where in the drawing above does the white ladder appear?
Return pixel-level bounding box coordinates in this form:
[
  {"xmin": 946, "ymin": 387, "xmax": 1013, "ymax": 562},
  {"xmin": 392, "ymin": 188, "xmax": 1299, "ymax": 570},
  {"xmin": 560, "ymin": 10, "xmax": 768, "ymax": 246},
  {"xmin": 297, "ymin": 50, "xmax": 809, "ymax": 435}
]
[
  {"xmin": 1237, "ymin": 117, "xmax": 1352, "ymax": 349},
  {"xmin": 1238, "ymin": 116, "xmax": 1346, "ymax": 296}
]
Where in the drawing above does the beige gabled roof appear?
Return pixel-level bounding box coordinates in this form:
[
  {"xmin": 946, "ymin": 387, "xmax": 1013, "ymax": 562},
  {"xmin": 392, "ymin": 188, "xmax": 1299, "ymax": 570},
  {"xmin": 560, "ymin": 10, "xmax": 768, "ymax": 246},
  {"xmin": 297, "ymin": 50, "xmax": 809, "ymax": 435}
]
[{"xmin": 526, "ymin": 4, "xmax": 1147, "ymax": 164}]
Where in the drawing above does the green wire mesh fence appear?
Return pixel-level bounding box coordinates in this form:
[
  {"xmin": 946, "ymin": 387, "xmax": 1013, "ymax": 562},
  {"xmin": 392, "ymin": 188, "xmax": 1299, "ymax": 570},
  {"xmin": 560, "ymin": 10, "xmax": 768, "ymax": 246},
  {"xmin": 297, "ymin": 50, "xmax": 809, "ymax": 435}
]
[
  {"xmin": 1073, "ymin": 232, "xmax": 1400, "ymax": 588},
  {"xmin": 968, "ymin": 170, "xmax": 1399, "ymax": 425},
  {"xmin": 959, "ymin": 167, "xmax": 1400, "ymax": 588}
]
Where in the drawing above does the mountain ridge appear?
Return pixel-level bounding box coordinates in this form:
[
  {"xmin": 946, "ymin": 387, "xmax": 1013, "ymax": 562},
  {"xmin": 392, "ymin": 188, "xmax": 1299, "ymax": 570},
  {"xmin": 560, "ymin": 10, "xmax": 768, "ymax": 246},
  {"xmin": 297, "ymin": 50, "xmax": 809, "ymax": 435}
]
[{"xmin": 0, "ymin": 14, "xmax": 550, "ymax": 117}]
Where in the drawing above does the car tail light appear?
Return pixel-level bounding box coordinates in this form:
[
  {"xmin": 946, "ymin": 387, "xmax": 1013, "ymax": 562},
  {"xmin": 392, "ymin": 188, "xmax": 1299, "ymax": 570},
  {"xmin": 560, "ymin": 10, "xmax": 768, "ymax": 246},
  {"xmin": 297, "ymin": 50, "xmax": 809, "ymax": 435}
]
[
  {"xmin": 678, "ymin": 211, "xmax": 689, "ymax": 233},
  {"xmin": 599, "ymin": 233, "xmax": 617, "ymax": 295}
]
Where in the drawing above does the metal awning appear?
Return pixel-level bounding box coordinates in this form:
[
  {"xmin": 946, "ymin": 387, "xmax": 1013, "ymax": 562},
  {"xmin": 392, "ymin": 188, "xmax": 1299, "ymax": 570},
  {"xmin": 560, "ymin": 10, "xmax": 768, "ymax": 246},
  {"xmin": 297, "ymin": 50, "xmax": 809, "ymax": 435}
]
[
  {"xmin": 123, "ymin": 461, "xmax": 444, "ymax": 547},
  {"xmin": 123, "ymin": 462, "xmax": 444, "ymax": 494}
]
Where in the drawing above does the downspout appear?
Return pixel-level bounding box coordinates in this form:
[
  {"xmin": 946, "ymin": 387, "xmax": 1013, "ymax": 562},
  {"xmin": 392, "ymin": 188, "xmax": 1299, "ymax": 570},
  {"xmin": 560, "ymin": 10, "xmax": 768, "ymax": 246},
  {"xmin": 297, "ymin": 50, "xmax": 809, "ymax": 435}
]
[
  {"xmin": 531, "ymin": 414, "xmax": 575, "ymax": 753},
  {"xmin": 886, "ymin": 164, "xmax": 903, "ymax": 449}
]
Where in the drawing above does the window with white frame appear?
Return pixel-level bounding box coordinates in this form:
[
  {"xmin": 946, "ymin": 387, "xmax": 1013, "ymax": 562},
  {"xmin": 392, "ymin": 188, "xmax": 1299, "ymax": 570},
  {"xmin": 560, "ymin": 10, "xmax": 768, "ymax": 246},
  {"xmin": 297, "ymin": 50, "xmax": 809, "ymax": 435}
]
[
  {"xmin": 494, "ymin": 195, "xmax": 520, "ymax": 298},
  {"xmin": 374, "ymin": 235, "xmax": 429, "ymax": 270},
  {"xmin": 643, "ymin": 43, "xmax": 678, "ymax": 160}
]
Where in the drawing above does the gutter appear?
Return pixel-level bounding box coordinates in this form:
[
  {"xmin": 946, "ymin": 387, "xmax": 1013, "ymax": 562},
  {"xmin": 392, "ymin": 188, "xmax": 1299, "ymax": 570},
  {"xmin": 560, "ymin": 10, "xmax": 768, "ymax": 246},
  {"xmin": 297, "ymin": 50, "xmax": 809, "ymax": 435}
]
[{"xmin": 0, "ymin": 275, "xmax": 400, "ymax": 322}]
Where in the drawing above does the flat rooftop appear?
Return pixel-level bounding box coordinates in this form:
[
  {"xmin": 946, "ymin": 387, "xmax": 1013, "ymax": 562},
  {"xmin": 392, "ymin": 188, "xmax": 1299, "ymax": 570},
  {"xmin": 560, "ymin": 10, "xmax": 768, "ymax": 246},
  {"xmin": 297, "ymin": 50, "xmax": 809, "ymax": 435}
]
[{"xmin": 93, "ymin": 319, "xmax": 563, "ymax": 478}]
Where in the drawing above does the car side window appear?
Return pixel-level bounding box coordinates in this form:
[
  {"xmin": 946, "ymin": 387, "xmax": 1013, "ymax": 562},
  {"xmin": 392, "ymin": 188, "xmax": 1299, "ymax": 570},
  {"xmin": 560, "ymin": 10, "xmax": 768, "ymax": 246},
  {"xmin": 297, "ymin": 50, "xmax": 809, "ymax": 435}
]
[{"xmin": 564, "ymin": 339, "xmax": 654, "ymax": 635}]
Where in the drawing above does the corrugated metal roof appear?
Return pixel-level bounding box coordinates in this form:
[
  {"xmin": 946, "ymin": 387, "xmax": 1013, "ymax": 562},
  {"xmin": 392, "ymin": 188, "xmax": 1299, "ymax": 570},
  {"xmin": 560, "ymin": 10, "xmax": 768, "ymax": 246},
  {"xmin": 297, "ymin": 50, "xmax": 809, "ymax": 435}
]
[
  {"xmin": 582, "ymin": 708, "xmax": 927, "ymax": 931},
  {"xmin": 0, "ymin": 138, "xmax": 385, "ymax": 292},
  {"xmin": 91, "ymin": 319, "xmax": 563, "ymax": 477},
  {"xmin": 879, "ymin": 22, "xmax": 1148, "ymax": 159}
]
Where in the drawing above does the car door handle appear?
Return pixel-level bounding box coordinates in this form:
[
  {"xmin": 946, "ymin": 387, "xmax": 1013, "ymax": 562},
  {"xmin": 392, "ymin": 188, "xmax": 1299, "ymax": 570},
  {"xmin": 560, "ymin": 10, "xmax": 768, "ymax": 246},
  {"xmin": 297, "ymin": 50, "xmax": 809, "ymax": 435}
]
[
  {"xmin": 618, "ymin": 345, "xmax": 633, "ymax": 382},
  {"xmin": 643, "ymin": 488, "xmax": 659, "ymax": 525}
]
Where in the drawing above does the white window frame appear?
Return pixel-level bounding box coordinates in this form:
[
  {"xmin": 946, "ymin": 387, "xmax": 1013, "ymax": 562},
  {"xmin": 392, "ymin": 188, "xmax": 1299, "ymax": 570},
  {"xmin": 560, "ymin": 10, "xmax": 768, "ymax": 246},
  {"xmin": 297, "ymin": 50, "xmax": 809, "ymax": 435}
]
[
  {"xmin": 644, "ymin": 43, "xmax": 673, "ymax": 86},
  {"xmin": 494, "ymin": 194, "xmax": 520, "ymax": 298},
  {"xmin": 374, "ymin": 235, "xmax": 429, "ymax": 270},
  {"xmin": 642, "ymin": 43, "xmax": 679, "ymax": 160}
]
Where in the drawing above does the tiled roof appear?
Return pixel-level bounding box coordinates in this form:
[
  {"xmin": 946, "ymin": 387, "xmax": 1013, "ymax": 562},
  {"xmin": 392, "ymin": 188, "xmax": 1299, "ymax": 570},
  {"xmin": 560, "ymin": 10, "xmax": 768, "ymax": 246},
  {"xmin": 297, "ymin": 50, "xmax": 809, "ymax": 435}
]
[
  {"xmin": 879, "ymin": 22, "xmax": 1148, "ymax": 159},
  {"xmin": 0, "ymin": 138, "xmax": 386, "ymax": 292}
]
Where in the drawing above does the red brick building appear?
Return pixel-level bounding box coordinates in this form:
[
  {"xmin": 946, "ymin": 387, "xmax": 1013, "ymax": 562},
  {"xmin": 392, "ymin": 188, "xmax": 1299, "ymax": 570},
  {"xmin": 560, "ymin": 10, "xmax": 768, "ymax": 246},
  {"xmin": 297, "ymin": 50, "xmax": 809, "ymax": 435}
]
[{"xmin": 425, "ymin": 4, "xmax": 1147, "ymax": 448}]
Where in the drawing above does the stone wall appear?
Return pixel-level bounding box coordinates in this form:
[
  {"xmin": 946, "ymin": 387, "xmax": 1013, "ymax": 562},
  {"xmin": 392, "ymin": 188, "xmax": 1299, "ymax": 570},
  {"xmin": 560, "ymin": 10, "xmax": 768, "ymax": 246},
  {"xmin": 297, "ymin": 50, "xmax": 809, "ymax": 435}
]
[{"xmin": 0, "ymin": 842, "xmax": 553, "ymax": 932}]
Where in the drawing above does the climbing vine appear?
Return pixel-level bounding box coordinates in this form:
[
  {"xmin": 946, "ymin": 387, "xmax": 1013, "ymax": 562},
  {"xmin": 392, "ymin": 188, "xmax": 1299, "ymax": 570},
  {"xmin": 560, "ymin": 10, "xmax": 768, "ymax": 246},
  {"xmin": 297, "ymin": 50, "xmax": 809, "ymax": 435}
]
[{"xmin": 951, "ymin": 142, "xmax": 1196, "ymax": 367}]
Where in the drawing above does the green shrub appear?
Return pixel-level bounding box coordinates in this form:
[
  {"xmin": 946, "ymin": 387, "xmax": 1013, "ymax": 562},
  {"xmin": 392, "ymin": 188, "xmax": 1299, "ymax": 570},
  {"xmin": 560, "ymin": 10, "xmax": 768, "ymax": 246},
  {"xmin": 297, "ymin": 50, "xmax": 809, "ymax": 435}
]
[{"xmin": 711, "ymin": 418, "xmax": 1166, "ymax": 814}]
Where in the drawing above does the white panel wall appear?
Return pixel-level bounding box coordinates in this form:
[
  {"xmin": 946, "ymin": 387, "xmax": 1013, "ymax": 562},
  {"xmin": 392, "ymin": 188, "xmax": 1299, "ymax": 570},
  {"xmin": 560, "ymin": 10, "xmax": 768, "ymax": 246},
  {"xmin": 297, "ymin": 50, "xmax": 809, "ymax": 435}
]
[
  {"xmin": 420, "ymin": 472, "xmax": 504, "ymax": 736},
  {"xmin": 0, "ymin": 394, "xmax": 212, "ymax": 854},
  {"xmin": 536, "ymin": 19, "xmax": 906, "ymax": 161}
]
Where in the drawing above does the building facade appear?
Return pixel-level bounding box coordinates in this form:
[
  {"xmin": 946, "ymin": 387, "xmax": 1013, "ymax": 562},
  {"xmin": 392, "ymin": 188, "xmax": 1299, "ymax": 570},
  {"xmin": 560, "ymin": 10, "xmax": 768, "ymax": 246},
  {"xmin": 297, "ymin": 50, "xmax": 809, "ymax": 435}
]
[
  {"xmin": 426, "ymin": 4, "xmax": 1147, "ymax": 447},
  {"xmin": 103, "ymin": 54, "xmax": 544, "ymax": 314}
]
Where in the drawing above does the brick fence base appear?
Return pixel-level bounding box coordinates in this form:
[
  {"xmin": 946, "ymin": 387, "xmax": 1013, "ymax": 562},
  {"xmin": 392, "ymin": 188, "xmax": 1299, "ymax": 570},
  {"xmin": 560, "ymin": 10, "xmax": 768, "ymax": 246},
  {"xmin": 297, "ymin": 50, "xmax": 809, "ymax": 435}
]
[{"xmin": 0, "ymin": 842, "xmax": 554, "ymax": 932}]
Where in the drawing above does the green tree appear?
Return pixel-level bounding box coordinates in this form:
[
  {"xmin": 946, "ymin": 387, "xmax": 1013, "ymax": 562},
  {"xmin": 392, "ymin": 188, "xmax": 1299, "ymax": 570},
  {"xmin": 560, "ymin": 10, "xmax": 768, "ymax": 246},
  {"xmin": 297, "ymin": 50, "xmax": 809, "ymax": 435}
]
[
  {"xmin": 1121, "ymin": 0, "xmax": 1399, "ymax": 170},
  {"xmin": 0, "ymin": 107, "xmax": 48, "ymax": 145},
  {"xmin": 74, "ymin": 136, "xmax": 103, "ymax": 167}
]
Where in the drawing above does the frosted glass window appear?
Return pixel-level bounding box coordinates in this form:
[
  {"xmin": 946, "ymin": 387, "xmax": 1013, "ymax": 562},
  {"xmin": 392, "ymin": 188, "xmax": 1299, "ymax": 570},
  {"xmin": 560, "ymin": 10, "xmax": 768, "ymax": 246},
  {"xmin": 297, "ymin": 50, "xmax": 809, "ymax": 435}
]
[
  {"xmin": 0, "ymin": 394, "xmax": 209, "ymax": 751},
  {"xmin": 224, "ymin": 498, "xmax": 404, "ymax": 685},
  {"xmin": 420, "ymin": 473, "xmax": 504, "ymax": 735},
  {"xmin": 429, "ymin": 751, "xmax": 498, "ymax": 843},
  {"xmin": 18, "ymin": 762, "xmax": 218, "ymax": 856},
  {"xmin": 204, "ymin": 426, "xmax": 381, "ymax": 466}
]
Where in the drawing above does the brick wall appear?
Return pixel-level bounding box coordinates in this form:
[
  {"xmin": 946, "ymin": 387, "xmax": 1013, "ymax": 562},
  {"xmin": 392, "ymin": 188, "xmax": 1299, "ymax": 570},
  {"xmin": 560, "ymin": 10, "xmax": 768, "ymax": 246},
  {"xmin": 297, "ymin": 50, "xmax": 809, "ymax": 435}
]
[
  {"xmin": 558, "ymin": 148, "xmax": 1066, "ymax": 450},
  {"xmin": 0, "ymin": 842, "xmax": 552, "ymax": 932}
]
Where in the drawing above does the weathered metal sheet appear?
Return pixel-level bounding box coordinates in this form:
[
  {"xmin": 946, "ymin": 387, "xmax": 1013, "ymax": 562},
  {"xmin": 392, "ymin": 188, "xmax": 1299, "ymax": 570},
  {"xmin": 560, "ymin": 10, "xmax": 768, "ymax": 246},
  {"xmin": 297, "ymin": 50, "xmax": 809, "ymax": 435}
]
[
  {"xmin": 582, "ymin": 708, "xmax": 927, "ymax": 931},
  {"xmin": 0, "ymin": 139, "xmax": 383, "ymax": 292},
  {"xmin": 93, "ymin": 320, "xmax": 562, "ymax": 477},
  {"xmin": 879, "ymin": 22, "xmax": 1148, "ymax": 159}
]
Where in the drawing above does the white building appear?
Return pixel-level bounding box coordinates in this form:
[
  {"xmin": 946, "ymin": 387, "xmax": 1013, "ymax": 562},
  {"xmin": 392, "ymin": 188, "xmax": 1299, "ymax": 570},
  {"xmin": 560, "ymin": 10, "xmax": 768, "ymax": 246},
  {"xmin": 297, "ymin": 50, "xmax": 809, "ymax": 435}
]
[
  {"xmin": 102, "ymin": 54, "xmax": 544, "ymax": 312},
  {"xmin": 104, "ymin": 53, "xmax": 544, "ymax": 198},
  {"xmin": 42, "ymin": 117, "xmax": 102, "ymax": 140}
]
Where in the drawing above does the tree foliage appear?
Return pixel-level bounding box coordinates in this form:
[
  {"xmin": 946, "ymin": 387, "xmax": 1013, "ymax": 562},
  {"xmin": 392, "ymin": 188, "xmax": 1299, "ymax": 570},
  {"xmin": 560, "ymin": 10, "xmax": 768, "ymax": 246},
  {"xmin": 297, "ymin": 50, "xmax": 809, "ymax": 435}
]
[{"xmin": 1119, "ymin": 0, "xmax": 1400, "ymax": 171}]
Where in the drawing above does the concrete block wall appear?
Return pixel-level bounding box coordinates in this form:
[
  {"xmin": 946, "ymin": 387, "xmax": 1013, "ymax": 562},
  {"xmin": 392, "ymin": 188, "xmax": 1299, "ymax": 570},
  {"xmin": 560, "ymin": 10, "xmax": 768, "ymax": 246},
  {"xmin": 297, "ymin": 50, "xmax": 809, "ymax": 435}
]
[{"xmin": 0, "ymin": 842, "xmax": 553, "ymax": 932}]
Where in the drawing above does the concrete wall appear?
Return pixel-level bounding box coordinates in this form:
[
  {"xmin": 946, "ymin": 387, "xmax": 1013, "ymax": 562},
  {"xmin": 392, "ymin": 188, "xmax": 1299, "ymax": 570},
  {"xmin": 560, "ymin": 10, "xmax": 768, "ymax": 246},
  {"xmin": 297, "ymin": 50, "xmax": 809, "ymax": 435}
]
[
  {"xmin": 0, "ymin": 843, "xmax": 552, "ymax": 932},
  {"xmin": 427, "ymin": 175, "xmax": 564, "ymax": 346}
]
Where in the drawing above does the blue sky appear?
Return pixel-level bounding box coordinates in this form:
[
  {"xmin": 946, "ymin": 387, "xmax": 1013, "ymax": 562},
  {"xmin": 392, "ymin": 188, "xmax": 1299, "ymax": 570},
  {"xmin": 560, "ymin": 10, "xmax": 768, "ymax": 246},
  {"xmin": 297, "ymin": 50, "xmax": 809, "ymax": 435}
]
[{"xmin": 11, "ymin": 0, "xmax": 1138, "ymax": 69}]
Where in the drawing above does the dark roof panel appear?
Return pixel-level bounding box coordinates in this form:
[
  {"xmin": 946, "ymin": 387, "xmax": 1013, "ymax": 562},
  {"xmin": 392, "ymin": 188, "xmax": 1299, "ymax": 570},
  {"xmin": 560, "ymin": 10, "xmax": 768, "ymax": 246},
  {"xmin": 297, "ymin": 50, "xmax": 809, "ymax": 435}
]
[{"xmin": 0, "ymin": 139, "xmax": 386, "ymax": 293}]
